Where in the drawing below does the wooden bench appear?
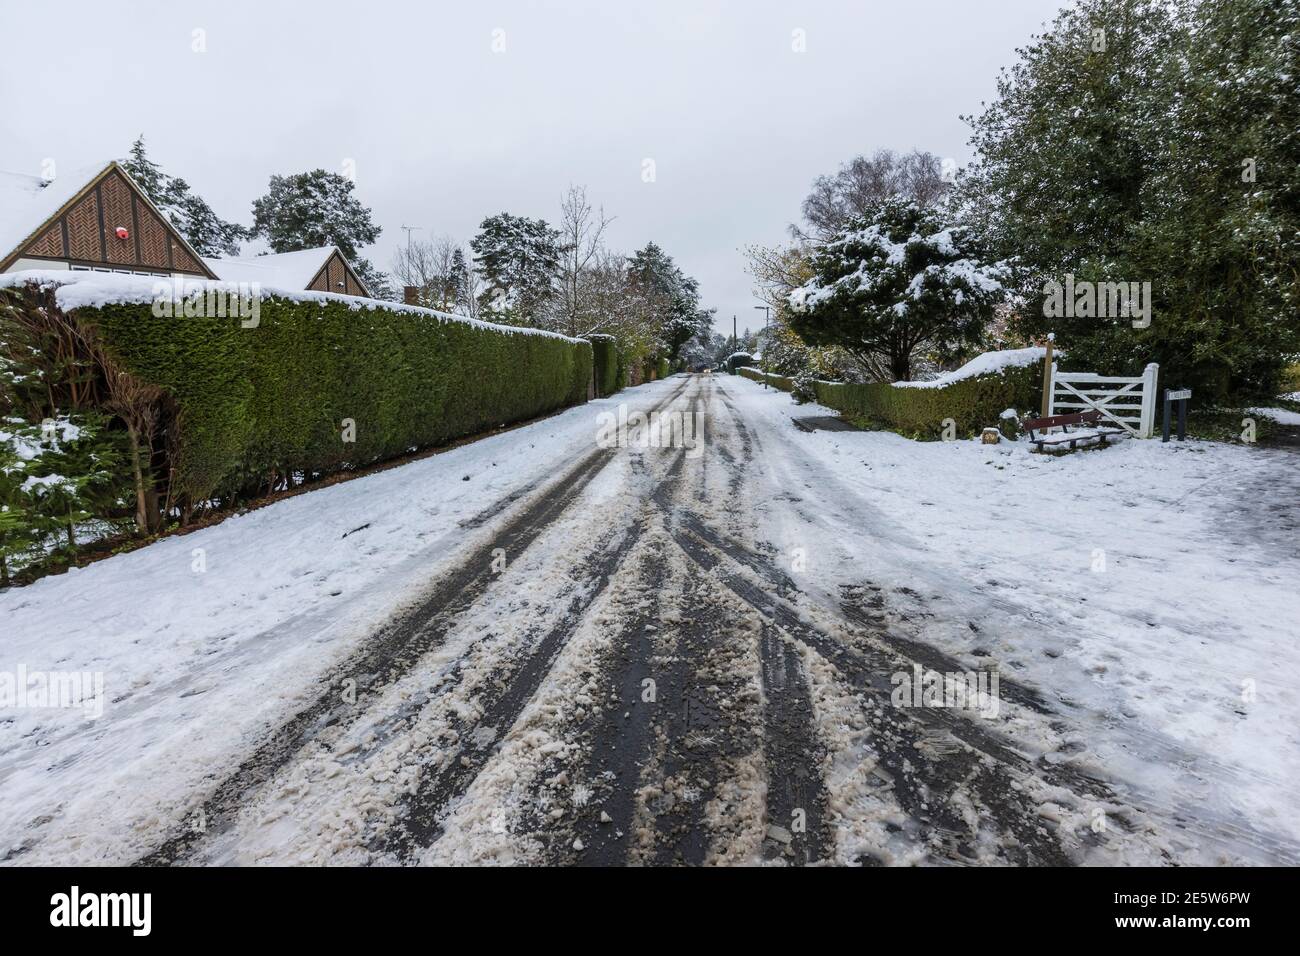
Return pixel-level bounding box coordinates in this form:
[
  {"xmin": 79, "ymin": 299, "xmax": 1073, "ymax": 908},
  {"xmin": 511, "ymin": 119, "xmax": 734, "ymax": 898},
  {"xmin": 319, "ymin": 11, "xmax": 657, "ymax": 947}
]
[{"xmin": 1023, "ymin": 410, "xmax": 1126, "ymax": 452}]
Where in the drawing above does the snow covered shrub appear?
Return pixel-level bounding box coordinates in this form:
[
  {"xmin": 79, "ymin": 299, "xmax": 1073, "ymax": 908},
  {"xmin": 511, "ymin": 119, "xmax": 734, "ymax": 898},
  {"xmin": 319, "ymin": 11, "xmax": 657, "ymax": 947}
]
[
  {"xmin": 997, "ymin": 407, "xmax": 1023, "ymax": 441},
  {"xmin": 589, "ymin": 334, "xmax": 618, "ymax": 396},
  {"xmin": 727, "ymin": 352, "xmax": 755, "ymax": 374},
  {"xmin": 791, "ymin": 369, "xmax": 819, "ymax": 405},
  {"xmin": 0, "ymin": 414, "xmax": 130, "ymax": 582}
]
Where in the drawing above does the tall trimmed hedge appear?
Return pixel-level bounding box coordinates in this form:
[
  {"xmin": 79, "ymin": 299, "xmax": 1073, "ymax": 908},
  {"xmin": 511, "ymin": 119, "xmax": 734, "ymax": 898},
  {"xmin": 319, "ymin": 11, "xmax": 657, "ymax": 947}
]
[
  {"xmin": 69, "ymin": 293, "xmax": 592, "ymax": 505},
  {"xmin": 738, "ymin": 363, "xmax": 1040, "ymax": 439},
  {"xmin": 727, "ymin": 353, "xmax": 755, "ymax": 374},
  {"xmin": 590, "ymin": 334, "xmax": 618, "ymax": 396},
  {"xmin": 736, "ymin": 368, "xmax": 793, "ymax": 391}
]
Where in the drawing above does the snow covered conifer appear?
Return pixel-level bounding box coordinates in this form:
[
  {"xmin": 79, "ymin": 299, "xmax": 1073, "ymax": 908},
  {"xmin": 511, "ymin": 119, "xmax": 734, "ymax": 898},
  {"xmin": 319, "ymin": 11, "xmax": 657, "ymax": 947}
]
[
  {"xmin": 470, "ymin": 213, "xmax": 563, "ymax": 321},
  {"xmin": 250, "ymin": 170, "xmax": 381, "ymax": 261},
  {"xmin": 787, "ymin": 198, "xmax": 1008, "ymax": 382},
  {"xmin": 122, "ymin": 136, "xmax": 246, "ymax": 257}
]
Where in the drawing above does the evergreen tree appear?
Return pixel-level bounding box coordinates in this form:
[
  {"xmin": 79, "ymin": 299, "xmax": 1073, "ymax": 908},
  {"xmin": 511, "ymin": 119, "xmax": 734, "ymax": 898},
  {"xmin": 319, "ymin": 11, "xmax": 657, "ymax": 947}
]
[
  {"xmin": 449, "ymin": 248, "xmax": 472, "ymax": 312},
  {"xmin": 352, "ymin": 258, "xmax": 395, "ymax": 301},
  {"xmin": 250, "ymin": 170, "xmax": 381, "ymax": 261},
  {"xmin": 470, "ymin": 213, "xmax": 562, "ymax": 320},
  {"xmin": 625, "ymin": 243, "xmax": 711, "ymax": 357},
  {"xmin": 1133, "ymin": 0, "xmax": 1300, "ymax": 397},
  {"xmin": 122, "ymin": 137, "xmax": 246, "ymax": 257},
  {"xmin": 788, "ymin": 198, "xmax": 1008, "ymax": 381},
  {"xmin": 960, "ymin": 0, "xmax": 1299, "ymax": 398}
]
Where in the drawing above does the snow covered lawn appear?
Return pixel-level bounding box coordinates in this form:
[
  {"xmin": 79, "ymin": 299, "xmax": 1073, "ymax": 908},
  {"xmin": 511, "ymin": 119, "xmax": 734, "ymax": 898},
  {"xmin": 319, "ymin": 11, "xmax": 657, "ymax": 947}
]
[{"xmin": 726, "ymin": 377, "xmax": 1300, "ymax": 862}]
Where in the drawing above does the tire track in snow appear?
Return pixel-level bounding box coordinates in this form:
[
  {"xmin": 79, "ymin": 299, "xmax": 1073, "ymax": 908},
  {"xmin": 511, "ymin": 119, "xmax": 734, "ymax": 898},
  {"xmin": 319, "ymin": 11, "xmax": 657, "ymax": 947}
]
[
  {"xmin": 667, "ymin": 518, "xmax": 1075, "ymax": 865},
  {"xmin": 372, "ymin": 513, "xmax": 651, "ymax": 859},
  {"xmin": 370, "ymin": 384, "xmax": 707, "ymax": 860},
  {"xmin": 135, "ymin": 379, "xmax": 694, "ymax": 866},
  {"xmin": 700, "ymin": 380, "xmax": 833, "ymax": 864}
]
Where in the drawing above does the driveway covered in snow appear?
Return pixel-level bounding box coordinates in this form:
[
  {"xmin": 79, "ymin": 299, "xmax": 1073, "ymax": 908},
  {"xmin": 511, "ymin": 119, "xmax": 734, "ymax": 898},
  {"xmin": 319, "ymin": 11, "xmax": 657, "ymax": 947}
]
[{"xmin": 3, "ymin": 373, "xmax": 1298, "ymax": 865}]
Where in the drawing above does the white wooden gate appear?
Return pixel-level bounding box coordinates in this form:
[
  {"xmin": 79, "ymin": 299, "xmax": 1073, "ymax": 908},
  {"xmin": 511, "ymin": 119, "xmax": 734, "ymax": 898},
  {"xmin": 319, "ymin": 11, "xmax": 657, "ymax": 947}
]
[{"xmin": 1049, "ymin": 362, "xmax": 1159, "ymax": 438}]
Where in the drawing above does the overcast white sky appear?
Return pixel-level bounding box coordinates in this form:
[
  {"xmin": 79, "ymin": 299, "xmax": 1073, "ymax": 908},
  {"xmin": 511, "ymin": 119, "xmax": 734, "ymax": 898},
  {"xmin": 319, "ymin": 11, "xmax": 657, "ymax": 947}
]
[{"xmin": 2, "ymin": 0, "xmax": 1060, "ymax": 334}]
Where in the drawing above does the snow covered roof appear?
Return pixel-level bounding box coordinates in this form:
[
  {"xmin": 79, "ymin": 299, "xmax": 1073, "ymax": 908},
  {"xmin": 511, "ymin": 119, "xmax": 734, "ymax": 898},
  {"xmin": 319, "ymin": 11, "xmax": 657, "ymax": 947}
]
[
  {"xmin": 0, "ymin": 159, "xmax": 218, "ymax": 278},
  {"xmin": 204, "ymin": 247, "xmax": 341, "ymax": 291},
  {"xmin": 0, "ymin": 160, "xmax": 116, "ymax": 264}
]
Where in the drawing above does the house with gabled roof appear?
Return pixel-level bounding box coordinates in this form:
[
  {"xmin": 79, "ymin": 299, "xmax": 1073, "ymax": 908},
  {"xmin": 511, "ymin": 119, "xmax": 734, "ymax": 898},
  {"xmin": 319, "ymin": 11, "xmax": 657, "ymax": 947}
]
[
  {"xmin": 0, "ymin": 160, "xmax": 215, "ymax": 278},
  {"xmin": 0, "ymin": 160, "xmax": 371, "ymax": 297},
  {"xmin": 204, "ymin": 246, "xmax": 371, "ymax": 298}
]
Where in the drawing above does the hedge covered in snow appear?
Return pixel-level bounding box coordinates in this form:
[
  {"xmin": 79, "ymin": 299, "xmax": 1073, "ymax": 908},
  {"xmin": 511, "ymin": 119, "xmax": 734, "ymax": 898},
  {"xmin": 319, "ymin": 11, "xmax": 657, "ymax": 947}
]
[
  {"xmin": 739, "ymin": 347, "xmax": 1044, "ymax": 439},
  {"xmin": 2, "ymin": 273, "xmax": 592, "ymax": 530},
  {"xmin": 589, "ymin": 334, "xmax": 619, "ymax": 396},
  {"xmin": 727, "ymin": 352, "xmax": 755, "ymax": 374}
]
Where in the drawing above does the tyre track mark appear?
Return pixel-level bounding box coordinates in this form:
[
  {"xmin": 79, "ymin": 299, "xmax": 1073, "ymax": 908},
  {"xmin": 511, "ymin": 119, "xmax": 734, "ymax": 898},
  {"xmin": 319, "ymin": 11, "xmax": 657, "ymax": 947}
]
[{"xmin": 137, "ymin": 380, "xmax": 693, "ymax": 866}]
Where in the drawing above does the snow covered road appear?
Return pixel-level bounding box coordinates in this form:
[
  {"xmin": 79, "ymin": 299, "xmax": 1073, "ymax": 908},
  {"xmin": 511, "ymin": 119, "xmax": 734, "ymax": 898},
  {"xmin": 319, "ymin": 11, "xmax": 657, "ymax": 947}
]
[{"xmin": 3, "ymin": 373, "xmax": 1299, "ymax": 866}]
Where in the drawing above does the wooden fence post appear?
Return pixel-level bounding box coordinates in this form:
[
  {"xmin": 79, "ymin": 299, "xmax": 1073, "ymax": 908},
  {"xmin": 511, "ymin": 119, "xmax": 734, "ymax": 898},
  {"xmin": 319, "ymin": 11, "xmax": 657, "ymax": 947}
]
[
  {"xmin": 1040, "ymin": 333, "xmax": 1055, "ymax": 417},
  {"xmin": 1138, "ymin": 363, "xmax": 1159, "ymax": 438}
]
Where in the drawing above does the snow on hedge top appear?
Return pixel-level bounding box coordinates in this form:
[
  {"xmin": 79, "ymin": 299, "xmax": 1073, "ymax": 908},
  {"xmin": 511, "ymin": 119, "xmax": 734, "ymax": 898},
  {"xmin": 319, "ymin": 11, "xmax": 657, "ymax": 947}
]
[
  {"xmin": 894, "ymin": 346, "xmax": 1046, "ymax": 389},
  {"xmin": 203, "ymin": 247, "xmax": 337, "ymax": 290},
  {"xmin": 0, "ymin": 269, "xmax": 587, "ymax": 344},
  {"xmin": 0, "ymin": 161, "xmax": 115, "ymax": 263}
]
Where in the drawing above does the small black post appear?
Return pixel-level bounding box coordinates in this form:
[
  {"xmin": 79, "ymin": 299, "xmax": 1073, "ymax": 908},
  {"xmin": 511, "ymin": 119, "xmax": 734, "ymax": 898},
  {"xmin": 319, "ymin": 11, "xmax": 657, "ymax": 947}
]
[{"xmin": 1163, "ymin": 388, "xmax": 1192, "ymax": 443}]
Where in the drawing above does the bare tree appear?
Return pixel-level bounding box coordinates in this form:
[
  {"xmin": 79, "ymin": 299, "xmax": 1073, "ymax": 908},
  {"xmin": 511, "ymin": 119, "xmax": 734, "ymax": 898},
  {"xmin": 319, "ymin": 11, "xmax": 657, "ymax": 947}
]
[
  {"xmin": 555, "ymin": 185, "xmax": 614, "ymax": 336},
  {"xmin": 794, "ymin": 149, "xmax": 950, "ymax": 240},
  {"xmin": 391, "ymin": 234, "xmax": 462, "ymax": 311}
]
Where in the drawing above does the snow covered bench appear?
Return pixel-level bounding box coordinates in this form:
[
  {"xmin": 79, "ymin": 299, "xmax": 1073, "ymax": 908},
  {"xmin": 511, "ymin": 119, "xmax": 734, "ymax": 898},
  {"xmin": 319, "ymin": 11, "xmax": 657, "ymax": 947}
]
[{"xmin": 1023, "ymin": 410, "xmax": 1126, "ymax": 452}]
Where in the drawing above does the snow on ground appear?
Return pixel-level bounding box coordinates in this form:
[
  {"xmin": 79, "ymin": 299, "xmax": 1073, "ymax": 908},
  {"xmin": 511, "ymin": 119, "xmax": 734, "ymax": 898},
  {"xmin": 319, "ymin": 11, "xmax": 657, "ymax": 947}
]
[
  {"xmin": 726, "ymin": 376, "xmax": 1300, "ymax": 862},
  {"xmin": 1247, "ymin": 406, "xmax": 1300, "ymax": 426},
  {"xmin": 5, "ymin": 369, "xmax": 1298, "ymax": 866},
  {"xmin": 0, "ymin": 378, "xmax": 681, "ymax": 864}
]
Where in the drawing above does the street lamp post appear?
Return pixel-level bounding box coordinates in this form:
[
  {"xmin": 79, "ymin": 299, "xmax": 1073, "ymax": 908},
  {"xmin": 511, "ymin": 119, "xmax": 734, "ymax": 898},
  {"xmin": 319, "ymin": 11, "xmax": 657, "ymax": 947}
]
[{"xmin": 753, "ymin": 305, "xmax": 771, "ymax": 389}]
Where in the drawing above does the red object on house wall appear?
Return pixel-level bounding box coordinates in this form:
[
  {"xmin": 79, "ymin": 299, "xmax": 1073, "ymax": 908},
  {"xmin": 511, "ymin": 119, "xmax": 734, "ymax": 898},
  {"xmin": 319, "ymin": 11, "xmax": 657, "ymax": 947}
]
[{"xmin": 115, "ymin": 226, "xmax": 130, "ymax": 240}]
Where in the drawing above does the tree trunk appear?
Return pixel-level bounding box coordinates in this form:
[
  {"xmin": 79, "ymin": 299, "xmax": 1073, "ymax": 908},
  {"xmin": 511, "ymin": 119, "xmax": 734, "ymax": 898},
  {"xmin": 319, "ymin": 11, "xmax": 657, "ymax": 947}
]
[
  {"xmin": 890, "ymin": 350, "xmax": 911, "ymax": 383},
  {"xmin": 125, "ymin": 419, "xmax": 150, "ymax": 536}
]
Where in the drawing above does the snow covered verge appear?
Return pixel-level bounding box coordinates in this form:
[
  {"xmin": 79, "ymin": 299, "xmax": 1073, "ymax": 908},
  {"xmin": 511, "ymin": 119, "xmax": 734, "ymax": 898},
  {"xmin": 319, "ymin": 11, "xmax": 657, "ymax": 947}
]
[
  {"xmin": 1247, "ymin": 406, "xmax": 1300, "ymax": 427},
  {"xmin": 0, "ymin": 378, "xmax": 682, "ymax": 865},
  {"xmin": 731, "ymin": 376, "xmax": 1300, "ymax": 863}
]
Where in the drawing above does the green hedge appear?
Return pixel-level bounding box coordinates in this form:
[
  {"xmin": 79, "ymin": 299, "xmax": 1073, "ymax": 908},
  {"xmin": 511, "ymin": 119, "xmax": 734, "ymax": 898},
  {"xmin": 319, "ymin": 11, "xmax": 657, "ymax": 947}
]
[
  {"xmin": 656, "ymin": 357, "xmax": 670, "ymax": 380},
  {"xmin": 737, "ymin": 368, "xmax": 793, "ymax": 391},
  {"xmin": 72, "ymin": 293, "xmax": 592, "ymax": 505},
  {"xmin": 590, "ymin": 334, "xmax": 618, "ymax": 396},
  {"xmin": 727, "ymin": 352, "xmax": 755, "ymax": 374},
  {"xmin": 739, "ymin": 363, "xmax": 1040, "ymax": 440}
]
